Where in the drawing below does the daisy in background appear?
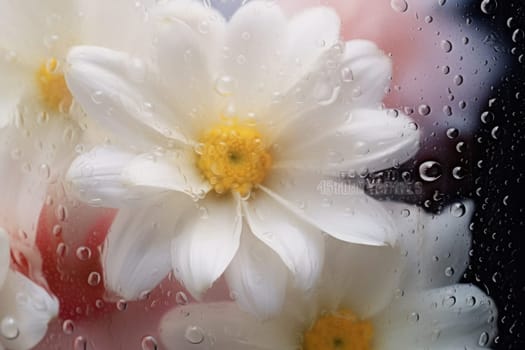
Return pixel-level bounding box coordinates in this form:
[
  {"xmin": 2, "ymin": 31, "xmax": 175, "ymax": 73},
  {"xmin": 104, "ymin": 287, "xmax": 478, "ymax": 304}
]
[
  {"xmin": 159, "ymin": 201, "xmax": 498, "ymax": 350},
  {"xmin": 0, "ymin": 0, "xmax": 151, "ymax": 283},
  {"xmin": 64, "ymin": 0, "xmax": 420, "ymax": 316},
  {"xmin": 0, "ymin": 228, "xmax": 58, "ymax": 350}
]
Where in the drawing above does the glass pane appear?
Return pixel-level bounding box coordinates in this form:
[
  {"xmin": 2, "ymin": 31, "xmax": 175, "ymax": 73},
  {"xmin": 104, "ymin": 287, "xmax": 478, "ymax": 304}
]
[{"xmin": 0, "ymin": 0, "xmax": 522, "ymax": 349}]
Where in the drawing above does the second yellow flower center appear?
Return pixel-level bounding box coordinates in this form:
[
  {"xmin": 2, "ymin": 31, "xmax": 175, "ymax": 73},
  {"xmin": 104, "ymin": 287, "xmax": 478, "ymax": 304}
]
[
  {"xmin": 302, "ymin": 309, "xmax": 373, "ymax": 350},
  {"xmin": 36, "ymin": 58, "xmax": 73, "ymax": 112},
  {"xmin": 196, "ymin": 119, "xmax": 272, "ymax": 196}
]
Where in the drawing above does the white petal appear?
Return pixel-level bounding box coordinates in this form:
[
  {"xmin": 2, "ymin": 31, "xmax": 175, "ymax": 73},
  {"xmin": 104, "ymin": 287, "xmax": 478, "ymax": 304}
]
[
  {"xmin": 374, "ymin": 284, "xmax": 498, "ymax": 350},
  {"xmin": 122, "ymin": 150, "xmax": 211, "ymax": 197},
  {"xmin": 77, "ymin": 0, "xmax": 151, "ymax": 53},
  {"xmin": 243, "ymin": 191, "xmax": 324, "ymax": 291},
  {"xmin": 280, "ymin": 7, "xmax": 341, "ymax": 87},
  {"xmin": 67, "ymin": 146, "xmax": 149, "ymax": 208},
  {"xmin": 388, "ymin": 201, "xmax": 474, "ymax": 291},
  {"xmin": 151, "ymin": 0, "xmax": 225, "ymax": 132},
  {"xmin": 0, "ymin": 0, "xmax": 76, "ymax": 62},
  {"xmin": 266, "ymin": 39, "xmax": 391, "ymax": 140},
  {"xmin": 277, "ymin": 108, "xmax": 420, "ymax": 174},
  {"xmin": 221, "ymin": 1, "xmax": 287, "ymax": 118},
  {"xmin": 0, "ymin": 61, "xmax": 26, "ymax": 128},
  {"xmin": 260, "ymin": 169, "xmax": 396, "ymax": 246},
  {"xmin": 66, "ymin": 46, "xmax": 191, "ymax": 148},
  {"xmin": 0, "ymin": 228, "xmax": 9, "ymax": 287},
  {"xmin": 102, "ymin": 196, "xmax": 187, "ymax": 300},
  {"xmin": 171, "ymin": 195, "xmax": 242, "ymax": 299},
  {"xmin": 0, "ymin": 270, "xmax": 58, "ymax": 350},
  {"xmin": 0, "ymin": 117, "xmax": 78, "ymax": 244},
  {"xmin": 225, "ymin": 229, "xmax": 288, "ymax": 320},
  {"xmin": 339, "ymin": 40, "xmax": 392, "ymax": 108},
  {"xmin": 318, "ymin": 237, "xmax": 402, "ymax": 319},
  {"xmin": 159, "ymin": 302, "xmax": 298, "ymax": 350}
]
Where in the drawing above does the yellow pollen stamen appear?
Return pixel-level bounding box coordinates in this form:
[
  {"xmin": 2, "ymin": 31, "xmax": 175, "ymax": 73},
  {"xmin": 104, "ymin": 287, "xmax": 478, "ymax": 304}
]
[
  {"xmin": 196, "ymin": 118, "xmax": 272, "ymax": 196},
  {"xmin": 302, "ymin": 309, "xmax": 374, "ymax": 350},
  {"xmin": 36, "ymin": 58, "xmax": 73, "ymax": 112}
]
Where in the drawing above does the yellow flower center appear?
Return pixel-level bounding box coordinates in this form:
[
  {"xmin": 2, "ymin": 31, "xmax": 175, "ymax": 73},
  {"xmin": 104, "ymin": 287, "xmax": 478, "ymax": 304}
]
[
  {"xmin": 196, "ymin": 118, "xmax": 272, "ymax": 196},
  {"xmin": 36, "ymin": 58, "xmax": 73, "ymax": 112},
  {"xmin": 302, "ymin": 309, "xmax": 374, "ymax": 350}
]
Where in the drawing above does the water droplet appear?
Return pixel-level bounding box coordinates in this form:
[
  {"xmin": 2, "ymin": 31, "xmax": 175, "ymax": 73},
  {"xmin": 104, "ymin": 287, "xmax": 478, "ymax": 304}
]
[
  {"xmin": 62, "ymin": 319, "xmax": 75, "ymax": 334},
  {"xmin": 478, "ymin": 331, "xmax": 490, "ymax": 346},
  {"xmin": 419, "ymin": 161, "xmax": 443, "ymax": 182},
  {"xmin": 446, "ymin": 128, "xmax": 459, "ymax": 139},
  {"xmin": 491, "ymin": 126, "xmax": 501, "ymax": 139},
  {"xmin": 74, "ymin": 336, "xmax": 88, "ymax": 350},
  {"xmin": 408, "ymin": 312, "xmax": 420, "ymax": 323},
  {"xmin": 444, "ymin": 266, "xmax": 455, "ymax": 277},
  {"xmin": 341, "ymin": 67, "xmax": 354, "ymax": 82},
  {"xmin": 418, "ymin": 104, "xmax": 431, "ymax": 116},
  {"xmin": 185, "ymin": 326, "xmax": 205, "ymax": 344},
  {"xmin": 390, "ymin": 0, "xmax": 408, "ymax": 13},
  {"xmin": 175, "ymin": 291, "xmax": 189, "ymax": 305},
  {"xmin": 87, "ymin": 272, "xmax": 101, "ymax": 286},
  {"xmin": 55, "ymin": 205, "xmax": 67, "ymax": 222},
  {"xmin": 480, "ymin": 0, "xmax": 497, "ymax": 14},
  {"xmin": 116, "ymin": 300, "xmax": 128, "ymax": 311},
  {"xmin": 76, "ymin": 246, "xmax": 92, "ymax": 261},
  {"xmin": 452, "ymin": 166, "xmax": 466, "ymax": 180},
  {"xmin": 141, "ymin": 335, "xmax": 158, "ymax": 350},
  {"xmin": 453, "ymin": 74, "xmax": 464, "ymax": 86},
  {"xmin": 215, "ymin": 75, "xmax": 235, "ymax": 96},
  {"xmin": 466, "ymin": 296, "xmax": 477, "ymax": 306},
  {"xmin": 444, "ymin": 295, "xmax": 456, "ymax": 307},
  {"xmin": 512, "ymin": 28, "xmax": 524, "ymax": 43},
  {"xmin": 481, "ymin": 111, "xmax": 494, "ymax": 124},
  {"xmin": 1, "ymin": 317, "xmax": 19, "ymax": 340},
  {"xmin": 90, "ymin": 91, "xmax": 104, "ymax": 104},
  {"xmin": 440, "ymin": 40, "xmax": 453, "ymax": 53}
]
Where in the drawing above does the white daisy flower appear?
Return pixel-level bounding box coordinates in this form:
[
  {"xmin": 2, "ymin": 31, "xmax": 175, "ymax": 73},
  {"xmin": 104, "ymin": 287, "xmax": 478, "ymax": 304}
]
[
  {"xmin": 0, "ymin": 228, "xmax": 58, "ymax": 350},
  {"xmin": 159, "ymin": 201, "xmax": 498, "ymax": 350},
  {"xmin": 0, "ymin": 0, "xmax": 151, "ymax": 246},
  {"xmin": 64, "ymin": 0, "xmax": 420, "ymax": 316}
]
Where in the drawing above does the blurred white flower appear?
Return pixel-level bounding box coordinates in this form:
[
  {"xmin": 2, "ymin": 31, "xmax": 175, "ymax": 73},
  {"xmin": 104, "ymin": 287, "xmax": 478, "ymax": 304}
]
[
  {"xmin": 0, "ymin": 228, "xmax": 58, "ymax": 350},
  {"xmin": 0, "ymin": 0, "xmax": 150, "ymax": 248},
  {"xmin": 159, "ymin": 201, "xmax": 498, "ymax": 350},
  {"xmin": 65, "ymin": 0, "xmax": 419, "ymax": 316}
]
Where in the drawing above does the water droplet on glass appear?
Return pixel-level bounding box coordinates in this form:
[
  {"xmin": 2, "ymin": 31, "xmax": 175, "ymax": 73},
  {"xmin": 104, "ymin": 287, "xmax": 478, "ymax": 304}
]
[
  {"xmin": 1, "ymin": 317, "xmax": 19, "ymax": 340},
  {"xmin": 87, "ymin": 272, "xmax": 101, "ymax": 286},
  {"xmin": 141, "ymin": 335, "xmax": 158, "ymax": 350},
  {"xmin": 185, "ymin": 326, "xmax": 205, "ymax": 344},
  {"xmin": 418, "ymin": 104, "xmax": 431, "ymax": 116},
  {"xmin": 341, "ymin": 67, "xmax": 354, "ymax": 82},
  {"xmin": 215, "ymin": 75, "xmax": 235, "ymax": 96},
  {"xmin": 419, "ymin": 161, "xmax": 443, "ymax": 182},
  {"xmin": 452, "ymin": 166, "xmax": 466, "ymax": 180},
  {"xmin": 175, "ymin": 291, "xmax": 189, "ymax": 305},
  {"xmin": 390, "ymin": 0, "xmax": 408, "ymax": 13},
  {"xmin": 481, "ymin": 111, "xmax": 494, "ymax": 124},
  {"xmin": 440, "ymin": 40, "xmax": 453, "ymax": 53},
  {"xmin": 444, "ymin": 295, "xmax": 457, "ymax": 307},
  {"xmin": 116, "ymin": 299, "xmax": 128, "ymax": 311},
  {"xmin": 74, "ymin": 336, "xmax": 88, "ymax": 350},
  {"xmin": 446, "ymin": 128, "xmax": 459, "ymax": 139},
  {"xmin": 480, "ymin": 0, "xmax": 498, "ymax": 14},
  {"xmin": 408, "ymin": 312, "xmax": 420, "ymax": 323},
  {"xmin": 76, "ymin": 246, "xmax": 92, "ymax": 261},
  {"xmin": 453, "ymin": 74, "xmax": 464, "ymax": 86},
  {"xmin": 62, "ymin": 319, "xmax": 75, "ymax": 334},
  {"xmin": 444, "ymin": 266, "xmax": 455, "ymax": 277},
  {"xmin": 466, "ymin": 296, "xmax": 477, "ymax": 306},
  {"xmin": 478, "ymin": 331, "xmax": 490, "ymax": 346}
]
